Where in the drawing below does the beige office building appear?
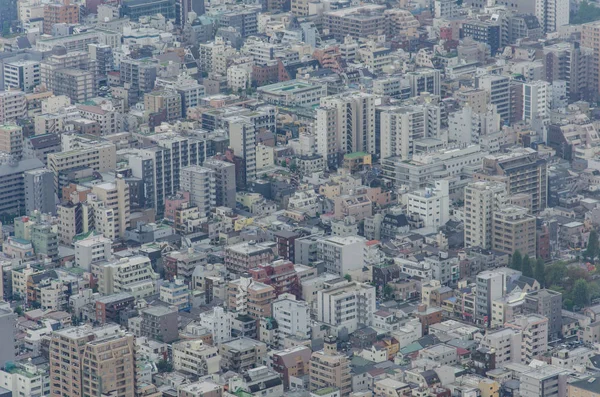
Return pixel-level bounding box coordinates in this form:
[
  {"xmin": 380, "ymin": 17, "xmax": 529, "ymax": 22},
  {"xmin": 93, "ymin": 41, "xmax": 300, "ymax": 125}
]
[
  {"xmin": 0, "ymin": 124, "xmax": 23, "ymax": 159},
  {"xmin": 492, "ymin": 206, "xmax": 536, "ymax": 257}
]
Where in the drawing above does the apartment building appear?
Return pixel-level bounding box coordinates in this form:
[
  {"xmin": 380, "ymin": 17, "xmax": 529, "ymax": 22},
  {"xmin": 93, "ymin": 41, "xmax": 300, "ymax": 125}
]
[
  {"xmin": 524, "ymin": 289, "xmax": 563, "ymax": 340},
  {"xmin": 316, "ymin": 279, "xmax": 376, "ymax": 333},
  {"xmin": 479, "ymin": 327, "xmax": 522, "ymax": 365},
  {"xmin": 0, "ymin": 158, "xmax": 46, "ymax": 217},
  {"xmin": 24, "ymin": 169, "xmax": 55, "ymax": 216},
  {"xmin": 120, "ymin": 58, "xmax": 158, "ymax": 106},
  {"xmin": 406, "ymin": 180, "xmax": 450, "ymax": 229},
  {"xmin": 219, "ymin": 337, "xmax": 267, "ymax": 373},
  {"xmin": 523, "ymin": 81, "xmax": 552, "ymax": 121},
  {"xmin": 476, "ymin": 270, "xmax": 505, "ymax": 326},
  {"xmin": 144, "ymin": 90, "xmax": 182, "ymax": 121},
  {"xmin": 76, "ymin": 104, "xmax": 119, "ymax": 136},
  {"xmin": 3, "ymin": 60, "xmax": 40, "ymax": 93},
  {"xmin": 89, "ymin": 177, "xmax": 130, "ymax": 239},
  {"xmin": 173, "ymin": 339, "xmax": 221, "ymax": 376},
  {"xmin": 464, "ymin": 181, "xmax": 507, "ymax": 249},
  {"xmin": 272, "ymin": 293, "xmax": 311, "ymax": 343},
  {"xmin": 309, "ymin": 336, "xmax": 351, "ymax": 396},
  {"xmin": 323, "ymin": 5, "xmax": 387, "ymax": 40},
  {"xmin": 520, "ymin": 365, "xmax": 571, "ymax": 397},
  {"xmin": 0, "ymin": 358, "xmax": 49, "ymax": 397},
  {"xmin": 47, "ymin": 140, "xmax": 116, "ymax": 191},
  {"xmin": 203, "ymin": 159, "xmax": 236, "ymax": 208},
  {"xmin": 228, "ymin": 276, "xmax": 275, "ymax": 319},
  {"xmin": 43, "ymin": 2, "xmax": 79, "ymax": 34},
  {"xmin": 492, "ymin": 206, "xmax": 537, "ymax": 257},
  {"xmin": 224, "ymin": 241, "xmax": 276, "ymax": 273},
  {"xmin": 476, "ymin": 74, "xmax": 511, "ymax": 122},
  {"xmin": 181, "ymin": 165, "xmax": 216, "ymax": 218},
  {"xmin": 93, "ymin": 255, "xmax": 159, "ymax": 299},
  {"xmin": 0, "ymin": 90, "xmax": 27, "ymax": 124},
  {"xmin": 199, "ymin": 307, "xmax": 233, "ymax": 345},
  {"xmin": 506, "ymin": 314, "xmax": 548, "ymax": 364},
  {"xmin": 139, "ymin": 306, "xmax": 179, "ymax": 343},
  {"xmin": 477, "ymin": 148, "xmax": 548, "ymax": 214},
  {"xmin": 74, "ymin": 234, "xmax": 112, "ymax": 271},
  {"xmin": 49, "ymin": 324, "xmax": 135, "ymax": 397},
  {"xmin": 316, "ymin": 235, "xmax": 366, "ymax": 276}
]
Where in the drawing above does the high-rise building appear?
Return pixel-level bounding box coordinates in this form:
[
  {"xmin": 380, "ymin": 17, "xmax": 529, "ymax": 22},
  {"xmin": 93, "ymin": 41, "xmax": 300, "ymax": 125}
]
[
  {"xmin": 476, "ymin": 270, "xmax": 505, "ymax": 326},
  {"xmin": 535, "ymin": 0, "xmax": 569, "ymax": 33},
  {"xmin": 492, "ymin": 206, "xmax": 537, "ymax": 257},
  {"xmin": 462, "ymin": 21, "xmax": 502, "ymax": 55},
  {"xmin": 144, "ymin": 90, "xmax": 182, "ymax": 122},
  {"xmin": 506, "ymin": 314, "xmax": 548, "ymax": 364},
  {"xmin": 464, "ymin": 181, "xmax": 507, "ymax": 249},
  {"xmin": 228, "ymin": 118, "xmax": 256, "ymax": 187},
  {"xmin": 93, "ymin": 255, "xmax": 159, "ymax": 299},
  {"xmin": 88, "ymin": 177, "xmax": 130, "ymax": 240},
  {"xmin": 476, "ymin": 148, "xmax": 548, "ymax": 214},
  {"xmin": 272, "ymin": 293, "xmax": 311, "ymax": 343},
  {"xmin": 180, "ymin": 165, "xmax": 216, "ymax": 218},
  {"xmin": 317, "ymin": 235, "xmax": 366, "ymax": 276},
  {"xmin": 74, "ymin": 234, "xmax": 112, "ymax": 271},
  {"xmin": 0, "ymin": 158, "xmax": 45, "ymax": 217},
  {"xmin": 203, "ymin": 159, "xmax": 236, "ymax": 209},
  {"xmin": 309, "ymin": 336, "xmax": 351, "ymax": 396},
  {"xmin": 476, "ymin": 74, "xmax": 511, "ymax": 123},
  {"xmin": 316, "ymin": 92, "xmax": 376, "ymax": 168},
  {"xmin": 49, "ymin": 324, "xmax": 135, "ymax": 397},
  {"xmin": 523, "ymin": 81, "xmax": 552, "ymax": 121},
  {"xmin": 0, "ymin": 90, "xmax": 26, "ymax": 124},
  {"xmin": 543, "ymin": 42, "xmax": 594, "ymax": 102},
  {"xmin": 43, "ymin": 2, "xmax": 79, "ymax": 34},
  {"xmin": 380, "ymin": 105, "xmax": 439, "ymax": 160},
  {"xmin": 24, "ymin": 168, "xmax": 55, "ymax": 216},
  {"xmin": 407, "ymin": 69, "xmax": 441, "ymax": 97},
  {"xmin": 227, "ymin": 276, "xmax": 276, "ymax": 319}
]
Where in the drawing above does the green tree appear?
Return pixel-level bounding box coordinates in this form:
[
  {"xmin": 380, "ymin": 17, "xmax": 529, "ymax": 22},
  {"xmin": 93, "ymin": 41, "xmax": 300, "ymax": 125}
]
[
  {"xmin": 511, "ymin": 250, "xmax": 522, "ymax": 271},
  {"xmin": 546, "ymin": 262, "xmax": 567, "ymax": 287},
  {"xmin": 563, "ymin": 298, "xmax": 574, "ymax": 310},
  {"xmin": 383, "ymin": 284, "xmax": 394, "ymax": 299},
  {"xmin": 585, "ymin": 230, "xmax": 600, "ymax": 263},
  {"xmin": 344, "ymin": 274, "xmax": 352, "ymax": 282},
  {"xmin": 521, "ymin": 255, "xmax": 533, "ymax": 277},
  {"xmin": 2, "ymin": 22, "xmax": 9, "ymax": 37},
  {"xmin": 156, "ymin": 359, "xmax": 173, "ymax": 373},
  {"xmin": 14, "ymin": 306, "xmax": 23, "ymax": 316},
  {"xmin": 571, "ymin": 1, "xmax": 600, "ymax": 24},
  {"xmin": 535, "ymin": 257, "xmax": 545, "ymax": 288},
  {"xmin": 573, "ymin": 279, "xmax": 590, "ymax": 308}
]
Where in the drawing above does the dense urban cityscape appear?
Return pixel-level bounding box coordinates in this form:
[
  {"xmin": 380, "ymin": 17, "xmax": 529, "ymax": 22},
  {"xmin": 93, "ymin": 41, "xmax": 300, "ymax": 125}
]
[{"xmin": 0, "ymin": 0, "xmax": 599, "ymax": 396}]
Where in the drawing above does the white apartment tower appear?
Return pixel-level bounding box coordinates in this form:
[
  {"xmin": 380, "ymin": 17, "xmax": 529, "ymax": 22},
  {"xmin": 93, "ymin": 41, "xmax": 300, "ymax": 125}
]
[
  {"xmin": 406, "ymin": 180, "xmax": 450, "ymax": 229},
  {"xmin": 180, "ymin": 165, "xmax": 217, "ymax": 218},
  {"xmin": 464, "ymin": 181, "xmax": 507, "ymax": 249},
  {"xmin": 228, "ymin": 118, "xmax": 257, "ymax": 185},
  {"xmin": 536, "ymin": 0, "xmax": 569, "ymax": 33},
  {"xmin": 316, "ymin": 279, "xmax": 376, "ymax": 333},
  {"xmin": 523, "ymin": 81, "xmax": 552, "ymax": 121},
  {"xmin": 272, "ymin": 293, "xmax": 311, "ymax": 343},
  {"xmin": 317, "ymin": 92, "xmax": 376, "ymax": 167}
]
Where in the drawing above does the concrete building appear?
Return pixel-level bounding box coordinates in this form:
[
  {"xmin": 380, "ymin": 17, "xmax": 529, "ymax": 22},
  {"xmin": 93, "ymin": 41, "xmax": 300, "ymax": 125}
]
[
  {"xmin": 3, "ymin": 60, "xmax": 40, "ymax": 93},
  {"xmin": 24, "ymin": 168, "xmax": 55, "ymax": 216},
  {"xmin": 0, "ymin": 304, "xmax": 16, "ymax": 369},
  {"xmin": 407, "ymin": 69, "xmax": 441, "ymax": 97},
  {"xmin": 520, "ymin": 365, "xmax": 571, "ymax": 397},
  {"xmin": 199, "ymin": 307, "xmax": 233, "ymax": 345},
  {"xmin": 0, "ymin": 90, "xmax": 27, "ymax": 124},
  {"xmin": 316, "ymin": 279, "xmax": 376, "ymax": 334},
  {"xmin": 524, "ymin": 289, "xmax": 562, "ymax": 340},
  {"xmin": 74, "ymin": 234, "xmax": 112, "ymax": 272},
  {"xmin": 406, "ymin": 180, "xmax": 450, "ymax": 229},
  {"xmin": 144, "ymin": 90, "xmax": 182, "ymax": 121},
  {"xmin": 476, "ymin": 148, "xmax": 548, "ymax": 214},
  {"xmin": 479, "ymin": 328, "xmax": 522, "ymax": 365},
  {"xmin": 476, "ymin": 74, "xmax": 511, "ymax": 123},
  {"xmin": 0, "ymin": 158, "xmax": 45, "ymax": 217},
  {"xmin": 323, "ymin": 5, "xmax": 386, "ymax": 40},
  {"xmin": 93, "ymin": 255, "xmax": 159, "ymax": 299},
  {"xmin": 43, "ymin": 2, "xmax": 79, "ymax": 34},
  {"xmin": 569, "ymin": 377, "xmax": 600, "ymax": 397},
  {"xmin": 523, "ymin": 81, "xmax": 552, "ymax": 121},
  {"xmin": 492, "ymin": 206, "xmax": 537, "ymax": 257},
  {"xmin": 120, "ymin": 58, "xmax": 158, "ymax": 106},
  {"xmin": 316, "ymin": 92, "xmax": 376, "ymax": 168},
  {"xmin": 0, "ymin": 358, "xmax": 50, "ymax": 397},
  {"xmin": 49, "ymin": 325, "xmax": 135, "ymax": 397},
  {"xmin": 506, "ymin": 314, "xmax": 548, "ymax": 364},
  {"xmin": 219, "ymin": 337, "xmax": 267, "ymax": 373},
  {"xmin": 202, "ymin": 159, "xmax": 236, "ymax": 209},
  {"xmin": 476, "ymin": 270, "xmax": 506, "ymax": 326},
  {"xmin": 536, "ymin": 0, "xmax": 569, "ymax": 33},
  {"xmin": 316, "ymin": 235, "xmax": 366, "ymax": 276},
  {"xmin": 258, "ymin": 80, "xmax": 326, "ymax": 107},
  {"xmin": 173, "ymin": 339, "xmax": 220, "ymax": 376},
  {"xmin": 181, "ymin": 165, "xmax": 216, "ymax": 218},
  {"xmin": 140, "ymin": 306, "xmax": 179, "ymax": 343},
  {"xmin": 228, "ymin": 276, "xmax": 275, "ymax": 319},
  {"xmin": 464, "ymin": 181, "xmax": 507, "ymax": 249},
  {"xmin": 89, "ymin": 177, "xmax": 130, "ymax": 240},
  {"xmin": 272, "ymin": 293, "xmax": 311, "ymax": 343},
  {"xmin": 224, "ymin": 241, "xmax": 276, "ymax": 273},
  {"xmin": 309, "ymin": 336, "xmax": 351, "ymax": 396},
  {"xmin": 380, "ymin": 105, "xmax": 440, "ymax": 160}
]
